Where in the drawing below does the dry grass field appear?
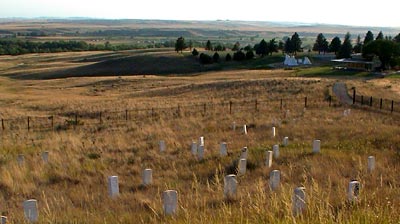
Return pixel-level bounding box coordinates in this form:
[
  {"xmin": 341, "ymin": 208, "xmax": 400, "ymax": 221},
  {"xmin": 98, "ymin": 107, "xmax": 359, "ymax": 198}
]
[{"xmin": 0, "ymin": 50, "xmax": 400, "ymax": 223}]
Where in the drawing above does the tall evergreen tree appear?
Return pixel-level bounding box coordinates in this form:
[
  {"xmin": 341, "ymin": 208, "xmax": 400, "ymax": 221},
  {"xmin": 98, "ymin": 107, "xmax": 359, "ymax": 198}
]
[
  {"xmin": 175, "ymin": 36, "xmax": 186, "ymax": 53},
  {"xmin": 364, "ymin": 31, "xmax": 374, "ymax": 45},
  {"xmin": 353, "ymin": 35, "xmax": 363, "ymax": 53},
  {"xmin": 338, "ymin": 32, "xmax": 353, "ymax": 58},
  {"xmin": 284, "ymin": 38, "xmax": 293, "ymax": 54},
  {"xmin": 291, "ymin": 32, "xmax": 302, "ymax": 55},
  {"xmin": 205, "ymin": 40, "xmax": 213, "ymax": 51},
  {"xmin": 376, "ymin": 31, "xmax": 384, "ymax": 40},
  {"xmin": 268, "ymin": 38, "xmax": 278, "ymax": 55},
  {"xmin": 313, "ymin": 33, "xmax": 329, "ymax": 54},
  {"xmin": 329, "ymin": 36, "xmax": 342, "ymax": 55},
  {"xmin": 256, "ymin": 39, "xmax": 268, "ymax": 57}
]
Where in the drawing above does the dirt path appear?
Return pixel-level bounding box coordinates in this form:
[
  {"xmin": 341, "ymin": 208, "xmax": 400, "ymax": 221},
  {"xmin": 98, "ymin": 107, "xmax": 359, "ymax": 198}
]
[{"xmin": 333, "ymin": 82, "xmax": 353, "ymax": 105}]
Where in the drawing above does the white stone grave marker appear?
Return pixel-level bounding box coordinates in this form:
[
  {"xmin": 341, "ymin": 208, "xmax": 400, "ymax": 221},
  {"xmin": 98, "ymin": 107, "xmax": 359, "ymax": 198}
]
[
  {"xmin": 41, "ymin": 151, "xmax": 49, "ymax": 163},
  {"xmin": 283, "ymin": 137, "xmax": 289, "ymax": 147},
  {"xmin": 159, "ymin": 140, "xmax": 166, "ymax": 152},
  {"xmin": 367, "ymin": 156, "xmax": 375, "ymax": 172},
  {"xmin": 142, "ymin": 169, "xmax": 152, "ymax": 186},
  {"xmin": 1, "ymin": 216, "xmax": 6, "ymax": 224},
  {"xmin": 198, "ymin": 145, "xmax": 204, "ymax": 160},
  {"xmin": 240, "ymin": 147, "xmax": 248, "ymax": 159},
  {"xmin": 272, "ymin": 127, "xmax": 276, "ymax": 138},
  {"xmin": 220, "ymin": 142, "xmax": 227, "ymax": 157},
  {"xmin": 348, "ymin": 181, "xmax": 360, "ymax": 202},
  {"xmin": 224, "ymin": 174, "xmax": 237, "ymax": 199},
  {"xmin": 24, "ymin": 199, "xmax": 38, "ymax": 222},
  {"xmin": 238, "ymin": 158, "xmax": 247, "ymax": 175},
  {"xmin": 17, "ymin": 154, "xmax": 24, "ymax": 165},
  {"xmin": 312, "ymin": 140, "xmax": 321, "ymax": 153},
  {"xmin": 292, "ymin": 187, "xmax": 306, "ymax": 216},
  {"xmin": 273, "ymin": 145, "xmax": 279, "ymax": 159},
  {"xmin": 243, "ymin": 125, "xmax": 247, "ymax": 135},
  {"xmin": 269, "ymin": 170, "xmax": 281, "ymax": 191},
  {"xmin": 199, "ymin": 136, "xmax": 204, "ymax": 146},
  {"xmin": 163, "ymin": 190, "xmax": 178, "ymax": 215},
  {"xmin": 265, "ymin": 150, "xmax": 273, "ymax": 168},
  {"xmin": 108, "ymin": 176, "xmax": 119, "ymax": 198},
  {"xmin": 191, "ymin": 142, "xmax": 198, "ymax": 156}
]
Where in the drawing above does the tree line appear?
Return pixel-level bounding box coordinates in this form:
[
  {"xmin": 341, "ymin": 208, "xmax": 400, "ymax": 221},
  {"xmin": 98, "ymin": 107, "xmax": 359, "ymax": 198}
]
[{"xmin": 0, "ymin": 39, "xmax": 144, "ymax": 55}]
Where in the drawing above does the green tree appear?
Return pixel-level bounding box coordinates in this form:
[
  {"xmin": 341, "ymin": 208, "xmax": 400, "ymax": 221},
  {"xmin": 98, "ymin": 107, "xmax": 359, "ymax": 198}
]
[
  {"xmin": 364, "ymin": 31, "xmax": 374, "ymax": 45},
  {"xmin": 192, "ymin": 48, "xmax": 199, "ymax": 56},
  {"xmin": 291, "ymin": 32, "xmax": 302, "ymax": 55},
  {"xmin": 284, "ymin": 38, "xmax": 293, "ymax": 54},
  {"xmin": 268, "ymin": 38, "xmax": 278, "ymax": 55},
  {"xmin": 394, "ymin": 33, "xmax": 400, "ymax": 43},
  {"xmin": 338, "ymin": 32, "xmax": 352, "ymax": 58},
  {"xmin": 199, "ymin": 53, "xmax": 213, "ymax": 64},
  {"xmin": 205, "ymin": 40, "xmax": 213, "ymax": 51},
  {"xmin": 313, "ymin": 33, "xmax": 329, "ymax": 54},
  {"xmin": 376, "ymin": 31, "xmax": 384, "ymax": 40},
  {"xmin": 175, "ymin": 36, "xmax": 186, "ymax": 53},
  {"xmin": 232, "ymin": 42, "xmax": 240, "ymax": 51},
  {"xmin": 353, "ymin": 35, "xmax": 363, "ymax": 53},
  {"xmin": 329, "ymin": 36, "xmax": 342, "ymax": 55},
  {"xmin": 255, "ymin": 39, "xmax": 268, "ymax": 57},
  {"xmin": 233, "ymin": 50, "xmax": 246, "ymax": 61},
  {"xmin": 363, "ymin": 40, "xmax": 400, "ymax": 70},
  {"xmin": 213, "ymin": 52, "xmax": 220, "ymax": 62},
  {"xmin": 225, "ymin": 53, "xmax": 232, "ymax": 61},
  {"xmin": 246, "ymin": 50, "xmax": 254, "ymax": 59}
]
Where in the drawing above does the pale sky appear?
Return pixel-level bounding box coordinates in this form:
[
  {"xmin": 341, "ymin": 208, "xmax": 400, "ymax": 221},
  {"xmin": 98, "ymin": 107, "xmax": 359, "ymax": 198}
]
[{"xmin": 0, "ymin": 0, "xmax": 399, "ymax": 27}]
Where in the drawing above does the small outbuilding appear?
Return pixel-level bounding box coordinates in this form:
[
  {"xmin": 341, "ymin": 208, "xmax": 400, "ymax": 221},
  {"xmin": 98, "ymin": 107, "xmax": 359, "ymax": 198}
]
[{"xmin": 331, "ymin": 59, "xmax": 375, "ymax": 71}]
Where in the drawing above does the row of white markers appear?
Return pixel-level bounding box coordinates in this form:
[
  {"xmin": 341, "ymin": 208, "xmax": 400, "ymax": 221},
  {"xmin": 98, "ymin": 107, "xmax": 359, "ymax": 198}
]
[{"xmin": 17, "ymin": 130, "xmax": 376, "ymax": 222}]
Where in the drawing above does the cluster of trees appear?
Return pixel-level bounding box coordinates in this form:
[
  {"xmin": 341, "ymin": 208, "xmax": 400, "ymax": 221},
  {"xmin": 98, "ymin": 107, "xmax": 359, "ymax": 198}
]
[
  {"xmin": 313, "ymin": 31, "xmax": 400, "ymax": 69},
  {"xmin": 0, "ymin": 39, "xmax": 143, "ymax": 55}
]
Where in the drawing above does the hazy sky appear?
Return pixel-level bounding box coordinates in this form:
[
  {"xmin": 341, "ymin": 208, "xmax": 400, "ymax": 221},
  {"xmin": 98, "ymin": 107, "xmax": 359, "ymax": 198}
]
[{"xmin": 0, "ymin": 0, "xmax": 399, "ymax": 27}]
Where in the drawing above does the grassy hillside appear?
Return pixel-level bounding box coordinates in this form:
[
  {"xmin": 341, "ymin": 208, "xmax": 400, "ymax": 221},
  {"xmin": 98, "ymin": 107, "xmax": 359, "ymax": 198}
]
[{"xmin": 0, "ymin": 60, "xmax": 400, "ymax": 222}]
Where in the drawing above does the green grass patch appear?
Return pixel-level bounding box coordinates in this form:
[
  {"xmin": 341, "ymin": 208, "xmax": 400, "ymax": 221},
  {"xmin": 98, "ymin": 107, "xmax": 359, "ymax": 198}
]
[{"xmin": 295, "ymin": 66, "xmax": 372, "ymax": 77}]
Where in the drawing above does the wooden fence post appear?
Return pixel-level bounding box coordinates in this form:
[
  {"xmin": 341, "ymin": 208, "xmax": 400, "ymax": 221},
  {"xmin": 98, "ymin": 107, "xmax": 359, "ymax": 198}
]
[
  {"xmin": 27, "ymin": 116, "xmax": 30, "ymax": 131},
  {"xmin": 361, "ymin": 95, "xmax": 363, "ymax": 105},
  {"xmin": 304, "ymin": 97, "xmax": 308, "ymax": 108},
  {"xmin": 75, "ymin": 113, "xmax": 78, "ymax": 126},
  {"xmin": 391, "ymin": 100, "xmax": 394, "ymax": 113},
  {"xmin": 255, "ymin": 99, "xmax": 258, "ymax": 112},
  {"xmin": 352, "ymin": 88, "xmax": 356, "ymax": 105},
  {"xmin": 280, "ymin": 99, "xmax": 283, "ymax": 110},
  {"xmin": 50, "ymin": 116, "xmax": 54, "ymax": 129},
  {"xmin": 329, "ymin": 96, "xmax": 332, "ymax": 107},
  {"xmin": 229, "ymin": 101, "xmax": 232, "ymax": 114},
  {"xmin": 380, "ymin": 98, "xmax": 383, "ymax": 110},
  {"xmin": 369, "ymin": 96, "xmax": 372, "ymax": 107},
  {"xmin": 1, "ymin": 119, "xmax": 4, "ymax": 130},
  {"xmin": 125, "ymin": 110, "xmax": 128, "ymax": 121}
]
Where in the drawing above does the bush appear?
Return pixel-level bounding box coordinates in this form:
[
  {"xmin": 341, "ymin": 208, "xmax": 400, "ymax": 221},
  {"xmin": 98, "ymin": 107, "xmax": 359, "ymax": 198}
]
[
  {"xmin": 213, "ymin": 52, "xmax": 220, "ymax": 63},
  {"xmin": 225, "ymin": 53, "xmax": 232, "ymax": 61},
  {"xmin": 199, "ymin": 53, "xmax": 213, "ymax": 64},
  {"xmin": 233, "ymin": 51, "xmax": 246, "ymax": 61},
  {"xmin": 246, "ymin": 50, "xmax": 255, "ymax": 59},
  {"xmin": 192, "ymin": 48, "xmax": 199, "ymax": 56}
]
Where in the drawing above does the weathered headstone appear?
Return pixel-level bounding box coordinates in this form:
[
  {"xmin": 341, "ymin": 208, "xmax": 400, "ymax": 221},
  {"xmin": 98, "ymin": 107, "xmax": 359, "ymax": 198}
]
[
  {"xmin": 198, "ymin": 145, "xmax": 204, "ymax": 160},
  {"xmin": 269, "ymin": 170, "xmax": 280, "ymax": 191},
  {"xmin": 41, "ymin": 151, "xmax": 49, "ymax": 163},
  {"xmin": 240, "ymin": 147, "xmax": 248, "ymax": 159},
  {"xmin": 367, "ymin": 156, "xmax": 375, "ymax": 172},
  {"xmin": 238, "ymin": 158, "xmax": 247, "ymax": 175},
  {"xmin": 243, "ymin": 125, "xmax": 247, "ymax": 135},
  {"xmin": 273, "ymin": 145, "xmax": 279, "ymax": 159},
  {"xmin": 191, "ymin": 142, "xmax": 198, "ymax": 156},
  {"xmin": 163, "ymin": 190, "xmax": 178, "ymax": 215},
  {"xmin": 142, "ymin": 169, "xmax": 152, "ymax": 186},
  {"xmin": 159, "ymin": 140, "xmax": 166, "ymax": 152},
  {"xmin": 108, "ymin": 176, "xmax": 119, "ymax": 198},
  {"xmin": 24, "ymin": 199, "xmax": 38, "ymax": 222},
  {"xmin": 348, "ymin": 181, "xmax": 360, "ymax": 202},
  {"xmin": 292, "ymin": 187, "xmax": 306, "ymax": 216},
  {"xmin": 272, "ymin": 127, "xmax": 276, "ymax": 138},
  {"xmin": 17, "ymin": 154, "xmax": 25, "ymax": 165},
  {"xmin": 1, "ymin": 216, "xmax": 6, "ymax": 224},
  {"xmin": 283, "ymin": 137, "xmax": 289, "ymax": 147},
  {"xmin": 220, "ymin": 142, "xmax": 227, "ymax": 157},
  {"xmin": 312, "ymin": 140, "xmax": 321, "ymax": 153},
  {"xmin": 199, "ymin": 136, "xmax": 204, "ymax": 146},
  {"xmin": 265, "ymin": 150, "xmax": 273, "ymax": 168},
  {"xmin": 224, "ymin": 174, "xmax": 237, "ymax": 199}
]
